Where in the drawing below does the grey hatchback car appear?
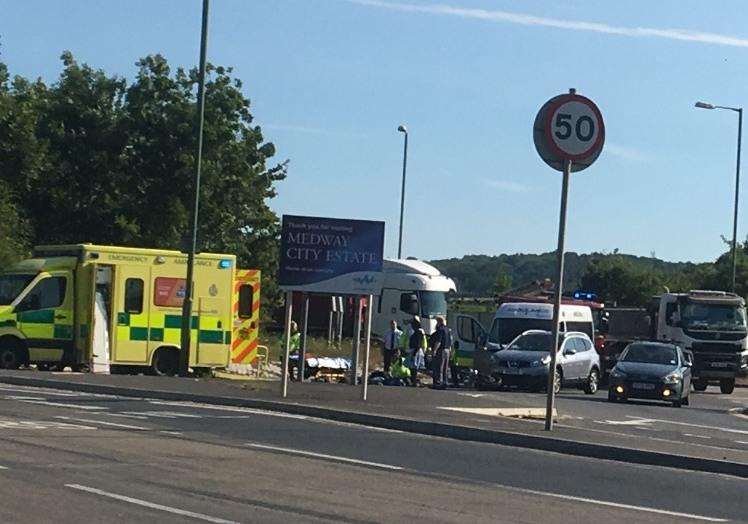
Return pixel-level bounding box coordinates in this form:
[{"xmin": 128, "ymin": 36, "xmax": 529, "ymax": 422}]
[{"xmin": 476, "ymin": 330, "xmax": 601, "ymax": 394}]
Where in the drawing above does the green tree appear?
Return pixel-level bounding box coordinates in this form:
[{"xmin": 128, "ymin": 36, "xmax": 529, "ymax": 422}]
[
  {"xmin": 491, "ymin": 267, "xmax": 512, "ymax": 295},
  {"xmin": 0, "ymin": 186, "xmax": 30, "ymax": 266},
  {"xmin": 0, "ymin": 53, "xmax": 286, "ymax": 308},
  {"xmin": 580, "ymin": 256, "xmax": 661, "ymax": 306}
]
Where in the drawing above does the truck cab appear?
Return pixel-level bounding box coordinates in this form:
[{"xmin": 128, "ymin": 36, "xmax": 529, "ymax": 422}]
[
  {"xmin": 373, "ymin": 258, "xmax": 456, "ymax": 337},
  {"xmin": 651, "ymin": 290, "xmax": 748, "ymax": 394}
]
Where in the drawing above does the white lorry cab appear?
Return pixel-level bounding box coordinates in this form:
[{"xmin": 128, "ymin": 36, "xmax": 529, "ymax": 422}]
[
  {"xmin": 455, "ymin": 302, "xmax": 595, "ymax": 368},
  {"xmin": 373, "ymin": 259, "xmax": 456, "ymax": 337}
]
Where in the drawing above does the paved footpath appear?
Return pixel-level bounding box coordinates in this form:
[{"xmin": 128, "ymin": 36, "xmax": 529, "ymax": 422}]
[{"xmin": 0, "ymin": 369, "xmax": 746, "ymax": 478}]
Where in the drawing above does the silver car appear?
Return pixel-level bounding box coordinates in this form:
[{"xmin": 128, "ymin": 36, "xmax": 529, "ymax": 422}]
[{"xmin": 480, "ymin": 330, "xmax": 601, "ymax": 394}]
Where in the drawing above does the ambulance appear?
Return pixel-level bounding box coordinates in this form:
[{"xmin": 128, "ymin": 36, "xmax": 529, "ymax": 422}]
[{"xmin": 0, "ymin": 245, "xmax": 261, "ymax": 375}]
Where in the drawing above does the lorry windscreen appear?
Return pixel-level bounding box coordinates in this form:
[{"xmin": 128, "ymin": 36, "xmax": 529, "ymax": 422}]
[
  {"xmin": 0, "ymin": 274, "xmax": 35, "ymax": 305},
  {"xmin": 489, "ymin": 318, "xmax": 554, "ymax": 345},
  {"xmin": 681, "ymin": 303, "xmax": 747, "ymax": 331},
  {"xmin": 420, "ymin": 291, "xmax": 447, "ymax": 317}
]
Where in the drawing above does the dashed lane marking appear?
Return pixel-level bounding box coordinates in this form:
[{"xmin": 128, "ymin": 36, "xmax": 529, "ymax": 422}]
[
  {"xmin": 147, "ymin": 400, "xmax": 308, "ymax": 420},
  {"xmin": 54, "ymin": 416, "xmax": 148, "ymax": 431},
  {"xmin": 122, "ymin": 411, "xmax": 201, "ymax": 419},
  {"xmin": 18, "ymin": 400, "xmax": 108, "ymax": 411},
  {"xmin": 246, "ymin": 443, "xmax": 405, "ymax": 471},
  {"xmin": 684, "ymin": 433, "xmax": 712, "ymax": 440},
  {"xmin": 65, "ymin": 484, "xmax": 238, "ymax": 524}
]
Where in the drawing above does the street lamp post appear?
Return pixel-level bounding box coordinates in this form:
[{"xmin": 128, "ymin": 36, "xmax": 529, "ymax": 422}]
[
  {"xmin": 397, "ymin": 125, "xmax": 408, "ymax": 259},
  {"xmin": 695, "ymin": 101, "xmax": 743, "ymax": 293},
  {"xmin": 179, "ymin": 0, "xmax": 211, "ymax": 376}
]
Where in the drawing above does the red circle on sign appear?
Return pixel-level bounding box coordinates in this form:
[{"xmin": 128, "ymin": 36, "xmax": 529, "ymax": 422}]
[{"xmin": 543, "ymin": 93, "xmax": 605, "ymax": 162}]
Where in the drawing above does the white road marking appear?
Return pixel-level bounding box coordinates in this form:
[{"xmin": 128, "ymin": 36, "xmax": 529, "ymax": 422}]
[
  {"xmin": 147, "ymin": 400, "xmax": 308, "ymax": 419},
  {"xmin": 5, "ymin": 395, "xmax": 47, "ymax": 401},
  {"xmin": 160, "ymin": 431, "xmax": 183, "ymax": 436},
  {"xmin": 246, "ymin": 443, "xmax": 404, "ymax": 471},
  {"xmin": 0, "ymin": 465, "xmax": 8, "ymax": 469},
  {"xmin": 736, "ymin": 441, "xmax": 748, "ymax": 445},
  {"xmin": 625, "ymin": 416, "xmax": 748, "ymax": 435},
  {"xmin": 507, "ymin": 485, "xmax": 728, "ymax": 522},
  {"xmin": 65, "ymin": 484, "xmax": 238, "ymax": 524},
  {"xmin": 684, "ymin": 433, "xmax": 712, "ymax": 440},
  {"xmin": 54, "ymin": 416, "xmax": 148, "ymax": 431},
  {"xmin": 0, "ymin": 419, "xmax": 96, "ymax": 430},
  {"xmin": 18, "ymin": 400, "xmax": 108, "ymax": 411},
  {"xmin": 122, "ymin": 411, "xmax": 201, "ymax": 419},
  {"xmin": 105, "ymin": 413, "xmax": 149, "ymax": 420},
  {"xmin": 596, "ymin": 419, "xmax": 655, "ymax": 426}
]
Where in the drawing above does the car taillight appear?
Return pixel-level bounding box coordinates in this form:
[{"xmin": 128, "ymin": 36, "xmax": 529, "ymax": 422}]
[{"xmin": 595, "ymin": 335, "xmax": 605, "ymax": 353}]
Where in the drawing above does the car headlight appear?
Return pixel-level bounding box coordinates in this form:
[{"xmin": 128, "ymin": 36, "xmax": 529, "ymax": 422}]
[
  {"xmin": 663, "ymin": 372, "xmax": 681, "ymax": 384},
  {"xmin": 610, "ymin": 369, "xmax": 626, "ymax": 379},
  {"xmin": 531, "ymin": 355, "xmax": 551, "ymax": 367}
]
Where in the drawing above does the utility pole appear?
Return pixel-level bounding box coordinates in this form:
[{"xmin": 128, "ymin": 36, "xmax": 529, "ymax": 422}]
[{"xmin": 179, "ymin": 0, "xmax": 210, "ymax": 376}]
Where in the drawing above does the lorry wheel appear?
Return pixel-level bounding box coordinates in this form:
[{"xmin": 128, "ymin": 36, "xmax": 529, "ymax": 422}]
[
  {"xmin": 0, "ymin": 347, "xmax": 20, "ymax": 370},
  {"xmin": 151, "ymin": 348, "xmax": 178, "ymax": 377},
  {"xmin": 692, "ymin": 379, "xmax": 708, "ymax": 392},
  {"xmin": 584, "ymin": 368, "xmax": 599, "ymax": 395},
  {"xmin": 719, "ymin": 378, "xmax": 735, "ymax": 394}
]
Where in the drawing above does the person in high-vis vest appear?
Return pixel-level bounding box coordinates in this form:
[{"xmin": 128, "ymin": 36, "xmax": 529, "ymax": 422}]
[
  {"xmin": 286, "ymin": 321, "xmax": 301, "ymax": 380},
  {"xmin": 388, "ymin": 355, "xmax": 411, "ymax": 386}
]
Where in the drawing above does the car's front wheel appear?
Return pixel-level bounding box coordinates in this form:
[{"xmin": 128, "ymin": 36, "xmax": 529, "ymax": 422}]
[{"xmin": 584, "ymin": 368, "xmax": 599, "ymax": 395}]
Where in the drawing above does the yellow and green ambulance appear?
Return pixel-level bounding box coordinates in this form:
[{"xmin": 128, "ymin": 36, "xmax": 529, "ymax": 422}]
[{"xmin": 0, "ymin": 245, "xmax": 261, "ymax": 375}]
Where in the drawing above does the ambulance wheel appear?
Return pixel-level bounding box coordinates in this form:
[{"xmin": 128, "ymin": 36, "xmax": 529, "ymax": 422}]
[
  {"xmin": 151, "ymin": 348, "xmax": 178, "ymax": 377},
  {"xmin": 0, "ymin": 345, "xmax": 21, "ymax": 370}
]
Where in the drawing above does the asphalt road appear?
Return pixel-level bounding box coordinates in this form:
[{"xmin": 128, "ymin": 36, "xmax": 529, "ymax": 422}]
[
  {"xmin": 0, "ymin": 383, "xmax": 745, "ymax": 523},
  {"xmin": 447, "ymin": 384, "xmax": 748, "ymax": 452}
]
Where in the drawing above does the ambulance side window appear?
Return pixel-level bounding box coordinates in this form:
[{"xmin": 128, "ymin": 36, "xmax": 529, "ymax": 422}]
[
  {"xmin": 238, "ymin": 285, "xmax": 254, "ymax": 319},
  {"xmin": 17, "ymin": 277, "xmax": 66, "ymax": 312},
  {"xmin": 125, "ymin": 279, "xmax": 144, "ymax": 314}
]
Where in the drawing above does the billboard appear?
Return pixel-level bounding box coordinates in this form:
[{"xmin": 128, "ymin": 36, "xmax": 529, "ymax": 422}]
[{"xmin": 278, "ymin": 215, "xmax": 385, "ymax": 295}]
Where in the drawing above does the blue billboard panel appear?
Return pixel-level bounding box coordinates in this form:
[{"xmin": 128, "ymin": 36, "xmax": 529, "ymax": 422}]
[{"xmin": 278, "ymin": 215, "xmax": 385, "ymax": 295}]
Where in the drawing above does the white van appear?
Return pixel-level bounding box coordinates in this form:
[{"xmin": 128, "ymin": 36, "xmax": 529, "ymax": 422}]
[
  {"xmin": 455, "ymin": 302, "xmax": 595, "ymax": 367},
  {"xmin": 373, "ymin": 259, "xmax": 456, "ymax": 337}
]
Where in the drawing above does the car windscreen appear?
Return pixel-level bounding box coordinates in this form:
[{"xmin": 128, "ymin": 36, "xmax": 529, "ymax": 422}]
[
  {"xmin": 489, "ymin": 317, "xmax": 554, "ymax": 345},
  {"xmin": 620, "ymin": 344, "xmax": 677, "ymax": 366},
  {"xmin": 508, "ymin": 332, "xmax": 554, "ymax": 352},
  {"xmin": 0, "ymin": 274, "xmax": 35, "ymax": 306}
]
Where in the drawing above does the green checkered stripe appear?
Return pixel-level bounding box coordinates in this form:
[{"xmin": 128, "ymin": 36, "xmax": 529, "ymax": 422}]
[
  {"xmin": 117, "ymin": 313, "xmax": 231, "ymax": 345},
  {"xmin": 16, "ymin": 309, "xmax": 74, "ymax": 339}
]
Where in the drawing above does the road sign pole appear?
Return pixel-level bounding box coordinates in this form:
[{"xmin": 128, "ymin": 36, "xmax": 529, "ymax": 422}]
[
  {"xmin": 281, "ymin": 291, "xmax": 293, "ymax": 398},
  {"xmin": 298, "ymin": 293, "xmax": 310, "ymax": 382},
  {"xmin": 350, "ymin": 297, "xmax": 363, "ymax": 385},
  {"xmin": 362, "ymin": 294, "xmax": 374, "ymax": 400},
  {"xmin": 545, "ymin": 158, "xmax": 572, "ymax": 431}
]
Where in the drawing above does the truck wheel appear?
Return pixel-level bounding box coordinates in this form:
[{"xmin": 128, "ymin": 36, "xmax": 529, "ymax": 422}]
[
  {"xmin": 692, "ymin": 379, "xmax": 708, "ymax": 392},
  {"xmin": 151, "ymin": 348, "xmax": 178, "ymax": 377},
  {"xmin": 719, "ymin": 378, "xmax": 735, "ymax": 394},
  {"xmin": 584, "ymin": 368, "xmax": 599, "ymax": 395}
]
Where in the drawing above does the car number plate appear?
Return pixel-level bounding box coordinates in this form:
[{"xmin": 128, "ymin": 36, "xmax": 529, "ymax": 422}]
[
  {"xmin": 502, "ymin": 368, "xmax": 521, "ymax": 375},
  {"xmin": 632, "ymin": 382, "xmax": 655, "ymax": 390},
  {"xmin": 711, "ymin": 362, "xmax": 729, "ymax": 368}
]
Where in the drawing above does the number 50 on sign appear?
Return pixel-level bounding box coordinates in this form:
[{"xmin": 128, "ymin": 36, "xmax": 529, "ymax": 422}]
[{"xmin": 533, "ymin": 92, "xmax": 605, "ymax": 172}]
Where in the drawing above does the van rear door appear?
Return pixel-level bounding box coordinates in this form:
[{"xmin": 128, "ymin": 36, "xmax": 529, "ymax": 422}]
[
  {"xmin": 454, "ymin": 314, "xmax": 485, "ymax": 367},
  {"xmin": 231, "ymin": 270, "xmax": 261, "ymax": 365}
]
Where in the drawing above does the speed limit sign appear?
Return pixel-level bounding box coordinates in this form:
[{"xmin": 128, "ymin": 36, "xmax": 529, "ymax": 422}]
[
  {"xmin": 533, "ymin": 89, "xmax": 604, "ymax": 432},
  {"xmin": 534, "ymin": 90, "xmax": 605, "ymax": 172}
]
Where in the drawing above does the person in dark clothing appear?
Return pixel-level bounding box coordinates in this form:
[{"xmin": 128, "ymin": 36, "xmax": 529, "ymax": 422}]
[{"xmin": 430, "ymin": 316, "xmax": 452, "ymax": 389}]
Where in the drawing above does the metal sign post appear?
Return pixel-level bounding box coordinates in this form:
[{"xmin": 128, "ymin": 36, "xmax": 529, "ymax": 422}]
[
  {"xmin": 544, "ymin": 159, "xmax": 571, "ymax": 430},
  {"xmin": 299, "ymin": 293, "xmax": 310, "ymax": 382},
  {"xmin": 281, "ymin": 291, "xmax": 293, "ymax": 398},
  {"xmin": 533, "ymin": 88, "xmax": 605, "ymax": 430},
  {"xmin": 362, "ymin": 294, "xmax": 374, "ymax": 400},
  {"xmin": 350, "ymin": 297, "xmax": 363, "ymax": 385}
]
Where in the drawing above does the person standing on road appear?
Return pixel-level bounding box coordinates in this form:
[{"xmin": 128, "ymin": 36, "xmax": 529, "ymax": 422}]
[
  {"xmin": 382, "ymin": 320, "xmax": 402, "ymax": 376},
  {"xmin": 430, "ymin": 316, "xmax": 452, "ymax": 389},
  {"xmin": 407, "ymin": 317, "xmax": 427, "ymax": 386}
]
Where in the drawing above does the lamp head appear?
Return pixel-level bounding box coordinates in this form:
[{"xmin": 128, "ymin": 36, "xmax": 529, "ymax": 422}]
[
  {"xmin": 397, "ymin": 124, "xmax": 408, "ymax": 133},
  {"xmin": 695, "ymin": 101, "xmax": 715, "ymax": 110}
]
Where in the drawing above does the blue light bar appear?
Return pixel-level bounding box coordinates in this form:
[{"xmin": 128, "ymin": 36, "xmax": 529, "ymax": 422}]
[{"xmin": 219, "ymin": 259, "xmax": 232, "ymax": 269}]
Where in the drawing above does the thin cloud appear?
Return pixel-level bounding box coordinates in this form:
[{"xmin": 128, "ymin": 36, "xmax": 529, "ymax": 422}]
[
  {"xmin": 605, "ymin": 143, "xmax": 649, "ymax": 162},
  {"xmin": 484, "ymin": 179, "xmax": 531, "ymax": 193},
  {"xmin": 346, "ymin": 0, "xmax": 748, "ymax": 48}
]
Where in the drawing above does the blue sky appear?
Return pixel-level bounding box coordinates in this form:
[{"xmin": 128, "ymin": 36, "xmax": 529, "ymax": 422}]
[{"xmin": 4, "ymin": 0, "xmax": 748, "ymax": 263}]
